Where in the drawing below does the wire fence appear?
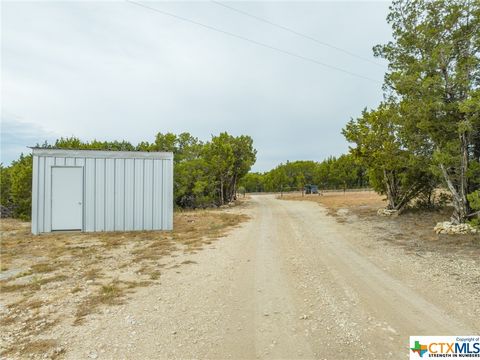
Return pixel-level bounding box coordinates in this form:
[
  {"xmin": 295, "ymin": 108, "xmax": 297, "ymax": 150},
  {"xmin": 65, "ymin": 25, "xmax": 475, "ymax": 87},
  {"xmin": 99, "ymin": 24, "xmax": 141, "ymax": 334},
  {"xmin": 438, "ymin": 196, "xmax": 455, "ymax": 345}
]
[{"xmin": 245, "ymin": 187, "xmax": 374, "ymax": 195}]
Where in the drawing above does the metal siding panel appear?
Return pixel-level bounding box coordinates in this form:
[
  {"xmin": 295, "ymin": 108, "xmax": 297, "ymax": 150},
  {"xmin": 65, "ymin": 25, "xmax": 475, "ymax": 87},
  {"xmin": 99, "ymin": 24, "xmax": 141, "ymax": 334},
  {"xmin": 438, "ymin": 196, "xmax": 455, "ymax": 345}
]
[
  {"xmin": 105, "ymin": 159, "xmax": 115, "ymax": 231},
  {"xmin": 85, "ymin": 158, "xmax": 96, "ymax": 232},
  {"xmin": 37, "ymin": 157, "xmax": 45, "ymax": 233},
  {"xmin": 134, "ymin": 159, "xmax": 144, "ymax": 230},
  {"xmin": 74, "ymin": 158, "xmax": 85, "ymax": 231},
  {"xmin": 162, "ymin": 160, "xmax": 169, "ymax": 229},
  {"xmin": 33, "ymin": 148, "xmax": 173, "ymax": 160},
  {"xmin": 44, "ymin": 157, "xmax": 54, "ymax": 232},
  {"xmin": 124, "ymin": 159, "xmax": 134, "ymax": 231},
  {"xmin": 55, "ymin": 157, "xmax": 65, "ymax": 166},
  {"xmin": 65, "ymin": 157, "xmax": 75, "ymax": 166},
  {"xmin": 143, "ymin": 159, "xmax": 153, "ymax": 230},
  {"xmin": 165, "ymin": 159, "xmax": 173, "ymax": 230},
  {"xmin": 95, "ymin": 158, "xmax": 105, "ymax": 231},
  {"xmin": 152, "ymin": 160, "xmax": 162, "ymax": 229},
  {"xmin": 31, "ymin": 156, "xmax": 39, "ymax": 234},
  {"xmin": 114, "ymin": 159, "xmax": 125, "ymax": 231}
]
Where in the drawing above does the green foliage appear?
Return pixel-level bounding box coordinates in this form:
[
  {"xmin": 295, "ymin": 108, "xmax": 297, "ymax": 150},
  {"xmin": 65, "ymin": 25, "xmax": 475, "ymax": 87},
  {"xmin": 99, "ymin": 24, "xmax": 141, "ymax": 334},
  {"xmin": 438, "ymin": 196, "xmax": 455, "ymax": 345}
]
[
  {"xmin": 7, "ymin": 154, "xmax": 33, "ymax": 219},
  {"xmin": 467, "ymin": 190, "xmax": 480, "ymax": 227},
  {"xmin": 239, "ymin": 173, "xmax": 265, "ymax": 193},
  {"xmin": 46, "ymin": 137, "xmax": 136, "ymax": 151},
  {"xmin": 0, "ymin": 163, "xmax": 12, "ymax": 208},
  {"xmin": 371, "ymin": 0, "xmax": 480, "ymax": 222},
  {"xmin": 343, "ymin": 104, "xmax": 436, "ymax": 211},
  {"xmin": 2, "ymin": 132, "xmax": 257, "ymax": 218},
  {"xmin": 203, "ymin": 133, "xmax": 257, "ymax": 205},
  {"xmin": 240, "ymin": 155, "xmax": 368, "ymax": 194}
]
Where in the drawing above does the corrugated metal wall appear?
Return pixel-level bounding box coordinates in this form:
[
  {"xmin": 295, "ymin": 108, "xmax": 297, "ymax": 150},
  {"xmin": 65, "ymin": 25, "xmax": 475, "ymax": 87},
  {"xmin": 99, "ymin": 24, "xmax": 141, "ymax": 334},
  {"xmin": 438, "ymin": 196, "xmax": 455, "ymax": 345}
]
[{"xmin": 31, "ymin": 149, "xmax": 173, "ymax": 234}]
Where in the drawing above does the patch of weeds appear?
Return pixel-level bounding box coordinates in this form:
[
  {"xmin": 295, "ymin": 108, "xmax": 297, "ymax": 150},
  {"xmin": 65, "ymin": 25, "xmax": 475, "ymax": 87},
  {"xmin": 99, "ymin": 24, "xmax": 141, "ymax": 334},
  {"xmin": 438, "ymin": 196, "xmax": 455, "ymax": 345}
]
[
  {"xmin": 209, "ymin": 223, "xmax": 224, "ymax": 231},
  {"xmin": 100, "ymin": 236, "xmax": 126, "ymax": 249},
  {"xmin": 149, "ymin": 271, "xmax": 161, "ymax": 280},
  {"xmin": 30, "ymin": 275, "xmax": 42, "ymax": 290},
  {"xmin": 74, "ymin": 280, "xmax": 125, "ymax": 325},
  {"xmin": 26, "ymin": 299, "xmax": 44, "ymax": 310},
  {"xmin": 22, "ymin": 314, "xmax": 61, "ymax": 336},
  {"xmin": 84, "ymin": 267, "xmax": 102, "ymax": 281},
  {"xmin": 123, "ymin": 280, "xmax": 152, "ymax": 289},
  {"xmin": 31, "ymin": 262, "xmax": 56, "ymax": 273},
  {"xmin": 132, "ymin": 248, "xmax": 161, "ymax": 262},
  {"xmin": 41, "ymin": 274, "xmax": 68, "ymax": 285},
  {"xmin": 136, "ymin": 266, "xmax": 162, "ymax": 280},
  {"xmin": 132, "ymin": 239, "xmax": 176, "ymax": 263},
  {"xmin": 15, "ymin": 269, "xmax": 33, "ymax": 278},
  {"xmin": 71, "ymin": 286, "xmax": 82, "ymax": 294},
  {"xmin": 4, "ymin": 339, "xmax": 59, "ymax": 358},
  {"xmin": 101, "ymin": 283, "xmax": 122, "ymax": 302},
  {"xmin": 1, "ymin": 273, "xmax": 69, "ymax": 293}
]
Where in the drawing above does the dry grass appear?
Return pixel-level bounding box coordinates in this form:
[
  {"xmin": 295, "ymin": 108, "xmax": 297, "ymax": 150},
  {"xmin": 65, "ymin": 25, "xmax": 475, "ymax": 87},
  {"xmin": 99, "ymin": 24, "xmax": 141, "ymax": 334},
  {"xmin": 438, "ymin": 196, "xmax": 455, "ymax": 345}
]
[
  {"xmin": 20, "ymin": 339, "xmax": 58, "ymax": 356},
  {"xmin": 282, "ymin": 191, "xmax": 479, "ymax": 256},
  {"xmin": 74, "ymin": 280, "xmax": 125, "ymax": 325},
  {"xmin": 30, "ymin": 262, "xmax": 56, "ymax": 273},
  {"xmin": 282, "ymin": 190, "xmax": 385, "ymax": 216},
  {"xmin": 0, "ymin": 202, "xmax": 249, "ymax": 358}
]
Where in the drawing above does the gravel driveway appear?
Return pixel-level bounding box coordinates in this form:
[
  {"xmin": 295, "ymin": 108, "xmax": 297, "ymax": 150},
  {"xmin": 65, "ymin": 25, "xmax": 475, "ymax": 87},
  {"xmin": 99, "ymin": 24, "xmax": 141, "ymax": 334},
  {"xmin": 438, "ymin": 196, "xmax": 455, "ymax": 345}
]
[{"xmin": 61, "ymin": 195, "xmax": 479, "ymax": 359}]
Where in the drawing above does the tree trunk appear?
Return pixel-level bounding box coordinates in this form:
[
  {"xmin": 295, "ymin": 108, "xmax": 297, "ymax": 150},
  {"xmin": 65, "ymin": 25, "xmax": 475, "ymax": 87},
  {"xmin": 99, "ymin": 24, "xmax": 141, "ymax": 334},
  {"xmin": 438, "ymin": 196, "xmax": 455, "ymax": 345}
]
[
  {"xmin": 220, "ymin": 179, "xmax": 224, "ymax": 205},
  {"xmin": 383, "ymin": 170, "xmax": 397, "ymax": 210},
  {"xmin": 230, "ymin": 181, "xmax": 236, "ymax": 201},
  {"xmin": 459, "ymin": 131, "xmax": 471, "ymax": 219},
  {"xmin": 439, "ymin": 162, "xmax": 468, "ymax": 224}
]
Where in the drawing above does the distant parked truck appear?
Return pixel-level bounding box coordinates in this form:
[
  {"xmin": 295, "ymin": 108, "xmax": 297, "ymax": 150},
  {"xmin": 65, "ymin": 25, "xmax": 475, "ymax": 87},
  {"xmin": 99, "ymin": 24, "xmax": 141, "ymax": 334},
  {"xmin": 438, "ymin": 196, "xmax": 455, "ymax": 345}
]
[{"xmin": 304, "ymin": 184, "xmax": 319, "ymax": 194}]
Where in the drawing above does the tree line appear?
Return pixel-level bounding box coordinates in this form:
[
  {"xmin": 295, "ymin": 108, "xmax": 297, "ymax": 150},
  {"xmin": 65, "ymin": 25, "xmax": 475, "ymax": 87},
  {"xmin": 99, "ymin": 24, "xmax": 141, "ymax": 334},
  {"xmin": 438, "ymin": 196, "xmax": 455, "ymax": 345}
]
[
  {"xmin": 239, "ymin": 155, "xmax": 369, "ymax": 193},
  {"xmin": 341, "ymin": 0, "xmax": 480, "ymax": 225},
  {"xmin": 0, "ymin": 132, "xmax": 257, "ymax": 219}
]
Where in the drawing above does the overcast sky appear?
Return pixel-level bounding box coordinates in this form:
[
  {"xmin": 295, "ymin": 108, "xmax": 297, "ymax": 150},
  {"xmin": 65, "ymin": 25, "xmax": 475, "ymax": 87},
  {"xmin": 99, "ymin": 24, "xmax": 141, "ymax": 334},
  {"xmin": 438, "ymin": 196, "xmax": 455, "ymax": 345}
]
[{"xmin": 1, "ymin": 1, "xmax": 391, "ymax": 171}]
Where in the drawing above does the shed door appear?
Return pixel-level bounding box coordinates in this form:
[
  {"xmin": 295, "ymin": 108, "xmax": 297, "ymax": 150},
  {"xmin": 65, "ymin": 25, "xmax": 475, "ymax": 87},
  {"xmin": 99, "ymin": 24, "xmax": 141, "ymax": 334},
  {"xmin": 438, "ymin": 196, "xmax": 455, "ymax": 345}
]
[{"xmin": 51, "ymin": 167, "xmax": 83, "ymax": 230}]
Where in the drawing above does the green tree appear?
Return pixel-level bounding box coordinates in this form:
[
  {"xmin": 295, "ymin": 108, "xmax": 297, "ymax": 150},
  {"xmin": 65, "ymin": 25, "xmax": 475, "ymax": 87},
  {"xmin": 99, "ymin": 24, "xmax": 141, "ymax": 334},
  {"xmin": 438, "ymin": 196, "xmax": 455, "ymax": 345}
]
[
  {"xmin": 203, "ymin": 133, "xmax": 235, "ymax": 205},
  {"xmin": 239, "ymin": 172, "xmax": 265, "ymax": 193},
  {"xmin": 343, "ymin": 104, "xmax": 434, "ymax": 211},
  {"xmin": 330, "ymin": 155, "xmax": 361, "ymax": 191},
  {"xmin": 9, "ymin": 154, "xmax": 33, "ymax": 219},
  {"xmin": 0, "ymin": 164, "xmax": 12, "ymax": 208},
  {"xmin": 374, "ymin": 0, "xmax": 480, "ymax": 222},
  {"xmin": 467, "ymin": 190, "xmax": 480, "ymax": 227},
  {"xmin": 50, "ymin": 137, "xmax": 135, "ymax": 151},
  {"xmin": 203, "ymin": 133, "xmax": 256, "ymax": 205}
]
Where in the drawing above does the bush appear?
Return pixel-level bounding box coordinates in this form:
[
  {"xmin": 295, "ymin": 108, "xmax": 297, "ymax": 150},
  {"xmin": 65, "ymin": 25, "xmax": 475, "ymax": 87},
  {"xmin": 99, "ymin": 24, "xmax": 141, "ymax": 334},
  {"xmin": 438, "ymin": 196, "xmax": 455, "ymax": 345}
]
[
  {"xmin": 9, "ymin": 154, "xmax": 33, "ymax": 220},
  {"xmin": 467, "ymin": 191, "xmax": 480, "ymax": 228}
]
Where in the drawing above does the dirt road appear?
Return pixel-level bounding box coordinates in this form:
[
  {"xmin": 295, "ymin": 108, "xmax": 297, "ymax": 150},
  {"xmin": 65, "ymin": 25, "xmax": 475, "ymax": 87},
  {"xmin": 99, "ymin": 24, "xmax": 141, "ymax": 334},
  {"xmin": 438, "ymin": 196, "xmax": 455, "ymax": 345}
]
[{"xmin": 63, "ymin": 195, "xmax": 478, "ymax": 359}]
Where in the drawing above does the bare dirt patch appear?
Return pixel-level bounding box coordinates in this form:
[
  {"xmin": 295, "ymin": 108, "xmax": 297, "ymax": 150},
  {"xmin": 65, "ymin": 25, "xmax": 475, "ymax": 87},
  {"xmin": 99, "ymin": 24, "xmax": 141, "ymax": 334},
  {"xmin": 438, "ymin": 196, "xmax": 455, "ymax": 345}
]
[
  {"xmin": 0, "ymin": 203, "xmax": 249, "ymax": 358},
  {"xmin": 282, "ymin": 190, "xmax": 385, "ymax": 217},
  {"xmin": 281, "ymin": 191, "xmax": 479, "ymax": 256}
]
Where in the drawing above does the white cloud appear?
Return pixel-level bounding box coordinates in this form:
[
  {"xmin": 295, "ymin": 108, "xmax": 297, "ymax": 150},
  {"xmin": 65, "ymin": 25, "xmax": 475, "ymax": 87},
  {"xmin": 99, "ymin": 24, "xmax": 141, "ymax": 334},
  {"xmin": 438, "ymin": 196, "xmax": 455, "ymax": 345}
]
[
  {"xmin": 1, "ymin": 1, "xmax": 391, "ymax": 171},
  {"xmin": 0, "ymin": 115, "xmax": 58, "ymax": 164}
]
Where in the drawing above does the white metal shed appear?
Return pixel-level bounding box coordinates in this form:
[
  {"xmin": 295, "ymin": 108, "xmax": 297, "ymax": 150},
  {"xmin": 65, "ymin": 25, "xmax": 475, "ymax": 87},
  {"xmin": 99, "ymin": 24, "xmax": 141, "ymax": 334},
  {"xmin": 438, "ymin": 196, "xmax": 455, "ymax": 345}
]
[{"xmin": 31, "ymin": 148, "xmax": 173, "ymax": 234}]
